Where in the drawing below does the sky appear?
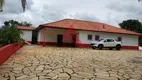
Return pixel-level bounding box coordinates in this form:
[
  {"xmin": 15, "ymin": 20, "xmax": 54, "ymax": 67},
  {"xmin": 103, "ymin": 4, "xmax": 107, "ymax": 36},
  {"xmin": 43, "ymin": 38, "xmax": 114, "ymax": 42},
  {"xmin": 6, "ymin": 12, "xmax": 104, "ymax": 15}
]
[{"xmin": 0, "ymin": 0, "xmax": 142, "ymax": 27}]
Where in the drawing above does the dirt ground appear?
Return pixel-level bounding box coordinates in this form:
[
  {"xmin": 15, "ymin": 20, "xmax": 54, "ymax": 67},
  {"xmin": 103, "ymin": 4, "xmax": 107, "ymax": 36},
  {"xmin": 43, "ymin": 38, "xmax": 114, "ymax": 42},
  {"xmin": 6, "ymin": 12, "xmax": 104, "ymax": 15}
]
[{"xmin": 0, "ymin": 45, "xmax": 142, "ymax": 80}]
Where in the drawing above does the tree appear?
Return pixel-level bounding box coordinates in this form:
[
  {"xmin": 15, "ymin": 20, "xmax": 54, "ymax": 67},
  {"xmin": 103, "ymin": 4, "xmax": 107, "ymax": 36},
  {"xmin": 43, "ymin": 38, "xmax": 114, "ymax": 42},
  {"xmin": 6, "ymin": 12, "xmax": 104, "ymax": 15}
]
[
  {"xmin": 119, "ymin": 19, "xmax": 142, "ymax": 33},
  {"xmin": 119, "ymin": 19, "xmax": 142, "ymax": 46},
  {"xmin": 5, "ymin": 20, "xmax": 32, "ymax": 27},
  {"xmin": 8, "ymin": 20, "xmax": 21, "ymax": 26},
  {"xmin": 0, "ymin": 0, "xmax": 27, "ymax": 12},
  {"xmin": 0, "ymin": 20, "xmax": 23, "ymax": 46},
  {"xmin": 20, "ymin": 21, "xmax": 32, "ymax": 26}
]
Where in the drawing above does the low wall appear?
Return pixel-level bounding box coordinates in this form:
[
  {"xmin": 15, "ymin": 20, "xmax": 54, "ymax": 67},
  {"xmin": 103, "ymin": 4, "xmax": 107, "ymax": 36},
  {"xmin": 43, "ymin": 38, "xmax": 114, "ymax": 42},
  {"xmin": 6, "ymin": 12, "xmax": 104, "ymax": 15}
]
[{"xmin": 0, "ymin": 42, "xmax": 21, "ymax": 64}]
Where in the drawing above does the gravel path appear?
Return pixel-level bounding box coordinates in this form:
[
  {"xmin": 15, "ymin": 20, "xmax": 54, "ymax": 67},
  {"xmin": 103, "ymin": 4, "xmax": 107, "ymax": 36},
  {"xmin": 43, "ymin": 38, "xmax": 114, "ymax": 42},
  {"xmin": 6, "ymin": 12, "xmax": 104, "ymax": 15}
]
[{"xmin": 0, "ymin": 45, "xmax": 142, "ymax": 80}]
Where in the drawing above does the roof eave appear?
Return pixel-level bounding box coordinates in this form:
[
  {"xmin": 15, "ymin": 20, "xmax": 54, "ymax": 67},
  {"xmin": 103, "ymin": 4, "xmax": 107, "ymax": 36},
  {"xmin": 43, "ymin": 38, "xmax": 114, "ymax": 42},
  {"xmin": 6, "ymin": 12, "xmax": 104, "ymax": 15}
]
[
  {"xmin": 36, "ymin": 25, "xmax": 45, "ymax": 31},
  {"xmin": 38, "ymin": 25, "xmax": 142, "ymax": 36}
]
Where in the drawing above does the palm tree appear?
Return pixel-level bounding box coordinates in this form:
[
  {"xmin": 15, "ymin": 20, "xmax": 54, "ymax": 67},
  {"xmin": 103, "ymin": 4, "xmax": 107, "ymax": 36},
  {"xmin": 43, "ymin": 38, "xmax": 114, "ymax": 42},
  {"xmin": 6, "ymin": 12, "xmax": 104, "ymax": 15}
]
[{"xmin": 0, "ymin": 0, "xmax": 27, "ymax": 12}]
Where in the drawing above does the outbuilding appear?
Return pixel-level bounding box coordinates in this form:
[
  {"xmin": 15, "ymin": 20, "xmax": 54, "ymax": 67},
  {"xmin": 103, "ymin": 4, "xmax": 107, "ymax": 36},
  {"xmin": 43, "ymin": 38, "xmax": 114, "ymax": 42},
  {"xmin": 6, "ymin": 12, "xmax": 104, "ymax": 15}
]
[
  {"xmin": 37, "ymin": 19, "xmax": 142, "ymax": 50},
  {"xmin": 17, "ymin": 26, "xmax": 34, "ymax": 43}
]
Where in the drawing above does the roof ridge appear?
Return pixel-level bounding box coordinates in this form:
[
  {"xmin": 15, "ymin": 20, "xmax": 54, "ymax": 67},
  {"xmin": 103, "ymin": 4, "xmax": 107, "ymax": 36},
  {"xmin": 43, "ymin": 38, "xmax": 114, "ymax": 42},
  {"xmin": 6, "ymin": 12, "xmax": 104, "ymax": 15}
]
[
  {"xmin": 65, "ymin": 18, "xmax": 100, "ymax": 24},
  {"xmin": 41, "ymin": 19, "xmax": 69, "ymax": 25},
  {"xmin": 39, "ymin": 19, "xmax": 142, "ymax": 36},
  {"xmin": 65, "ymin": 18, "xmax": 120, "ymax": 29}
]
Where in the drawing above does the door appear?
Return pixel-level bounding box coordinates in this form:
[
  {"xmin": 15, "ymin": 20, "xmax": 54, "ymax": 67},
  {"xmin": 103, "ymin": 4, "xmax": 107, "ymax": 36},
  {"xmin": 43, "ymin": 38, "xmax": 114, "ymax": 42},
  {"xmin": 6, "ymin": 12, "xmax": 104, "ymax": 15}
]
[
  {"xmin": 57, "ymin": 35, "xmax": 63, "ymax": 46},
  {"xmin": 32, "ymin": 30, "xmax": 38, "ymax": 44},
  {"xmin": 72, "ymin": 34, "xmax": 77, "ymax": 47}
]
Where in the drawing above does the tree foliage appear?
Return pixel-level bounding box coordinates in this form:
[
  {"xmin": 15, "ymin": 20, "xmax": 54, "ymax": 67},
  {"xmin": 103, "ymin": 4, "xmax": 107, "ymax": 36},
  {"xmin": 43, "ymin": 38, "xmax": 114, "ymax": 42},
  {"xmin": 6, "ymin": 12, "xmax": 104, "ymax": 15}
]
[
  {"xmin": 0, "ymin": 20, "xmax": 23, "ymax": 46},
  {"xmin": 7, "ymin": 20, "xmax": 32, "ymax": 27},
  {"xmin": 119, "ymin": 19, "xmax": 142, "ymax": 46},
  {"xmin": 119, "ymin": 19, "xmax": 142, "ymax": 33},
  {"xmin": 0, "ymin": 0, "xmax": 27, "ymax": 12},
  {"xmin": 20, "ymin": 21, "xmax": 32, "ymax": 26}
]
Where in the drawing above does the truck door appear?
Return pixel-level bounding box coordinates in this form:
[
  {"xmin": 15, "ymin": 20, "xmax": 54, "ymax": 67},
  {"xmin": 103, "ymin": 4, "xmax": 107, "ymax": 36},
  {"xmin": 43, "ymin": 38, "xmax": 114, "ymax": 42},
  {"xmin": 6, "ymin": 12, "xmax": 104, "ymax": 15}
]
[
  {"xmin": 109, "ymin": 39, "xmax": 115, "ymax": 47},
  {"xmin": 103, "ymin": 39, "xmax": 110, "ymax": 47},
  {"xmin": 104, "ymin": 39, "xmax": 114, "ymax": 47}
]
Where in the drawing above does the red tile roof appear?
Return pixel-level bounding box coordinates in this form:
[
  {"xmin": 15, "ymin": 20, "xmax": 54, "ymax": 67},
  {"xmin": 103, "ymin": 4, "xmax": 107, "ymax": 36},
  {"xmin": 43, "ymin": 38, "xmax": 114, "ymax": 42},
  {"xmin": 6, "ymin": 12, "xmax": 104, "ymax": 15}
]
[
  {"xmin": 17, "ymin": 26, "xmax": 35, "ymax": 31},
  {"xmin": 38, "ymin": 19, "xmax": 142, "ymax": 36}
]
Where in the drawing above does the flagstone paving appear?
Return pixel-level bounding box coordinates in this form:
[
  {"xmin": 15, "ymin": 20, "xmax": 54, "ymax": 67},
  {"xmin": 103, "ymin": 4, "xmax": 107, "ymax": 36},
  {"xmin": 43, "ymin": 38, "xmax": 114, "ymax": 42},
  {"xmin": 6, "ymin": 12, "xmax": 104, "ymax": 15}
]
[{"xmin": 0, "ymin": 45, "xmax": 142, "ymax": 80}]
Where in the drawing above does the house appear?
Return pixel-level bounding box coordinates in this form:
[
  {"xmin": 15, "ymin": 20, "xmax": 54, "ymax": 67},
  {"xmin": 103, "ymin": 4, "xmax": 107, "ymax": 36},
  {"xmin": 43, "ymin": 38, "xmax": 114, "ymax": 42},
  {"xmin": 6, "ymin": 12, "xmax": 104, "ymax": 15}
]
[
  {"xmin": 17, "ymin": 26, "xmax": 35, "ymax": 43},
  {"xmin": 37, "ymin": 19, "xmax": 142, "ymax": 50}
]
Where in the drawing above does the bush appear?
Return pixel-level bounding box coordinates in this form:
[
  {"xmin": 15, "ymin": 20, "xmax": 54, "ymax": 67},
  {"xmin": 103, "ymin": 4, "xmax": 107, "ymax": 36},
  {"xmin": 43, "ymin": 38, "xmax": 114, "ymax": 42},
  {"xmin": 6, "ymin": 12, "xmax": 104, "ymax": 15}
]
[{"xmin": 0, "ymin": 21, "xmax": 23, "ymax": 46}]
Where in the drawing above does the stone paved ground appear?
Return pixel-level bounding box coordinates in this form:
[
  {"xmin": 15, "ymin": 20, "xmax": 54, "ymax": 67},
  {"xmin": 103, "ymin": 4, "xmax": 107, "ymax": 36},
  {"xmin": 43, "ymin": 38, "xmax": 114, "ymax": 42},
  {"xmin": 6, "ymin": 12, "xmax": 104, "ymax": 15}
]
[{"xmin": 0, "ymin": 45, "xmax": 142, "ymax": 80}]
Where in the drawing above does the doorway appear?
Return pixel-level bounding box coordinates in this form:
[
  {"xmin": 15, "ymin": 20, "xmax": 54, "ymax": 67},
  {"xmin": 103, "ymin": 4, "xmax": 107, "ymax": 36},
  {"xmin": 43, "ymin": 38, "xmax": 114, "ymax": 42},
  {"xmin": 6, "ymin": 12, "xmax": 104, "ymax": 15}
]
[
  {"xmin": 71, "ymin": 34, "xmax": 77, "ymax": 47},
  {"xmin": 57, "ymin": 35, "xmax": 63, "ymax": 46},
  {"xmin": 32, "ymin": 30, "xmax": 38, "ymax": 44}
]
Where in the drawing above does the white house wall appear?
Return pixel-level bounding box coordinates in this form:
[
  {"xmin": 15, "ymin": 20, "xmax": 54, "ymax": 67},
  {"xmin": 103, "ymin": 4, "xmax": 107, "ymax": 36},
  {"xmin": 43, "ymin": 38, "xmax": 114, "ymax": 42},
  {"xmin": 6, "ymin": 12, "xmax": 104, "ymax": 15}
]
[
  {"xmin": 78, "ymin": 31, "xmax": 138, "ymax": 46},
  {"xmin": 38, "ymin": 28, "xmax": 138, "ymax": 46},
  {"xmin": 38, "ymin": 30, "xmax": 42, "ymax": 42},
  {"xmin": 20, "ymin": 30, "xmax": 33, "ymax": 41}
]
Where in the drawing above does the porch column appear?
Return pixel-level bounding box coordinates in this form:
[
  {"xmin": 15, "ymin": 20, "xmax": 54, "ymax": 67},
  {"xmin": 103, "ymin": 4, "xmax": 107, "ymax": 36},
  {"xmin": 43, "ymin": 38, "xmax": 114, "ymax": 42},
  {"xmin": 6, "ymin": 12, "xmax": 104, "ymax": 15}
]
[{"xmin": 43, "ymin": 27, "xmax": 46, "ymax": 47}]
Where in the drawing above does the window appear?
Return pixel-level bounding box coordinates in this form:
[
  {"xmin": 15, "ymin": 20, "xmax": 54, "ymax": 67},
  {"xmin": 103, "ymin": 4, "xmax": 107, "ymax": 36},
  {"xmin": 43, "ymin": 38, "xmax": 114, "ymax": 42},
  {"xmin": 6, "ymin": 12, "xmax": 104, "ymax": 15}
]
[
  {"xmin": 88, "ymin": 35, "xmax": 92, "ymax": 40},
  {"xmin": 118, "ymin": 37, "xmax": 122, "ymax": 41},
  {"xmin": 104, "ymin": 39, "xmax": 114, "ymax": 42},
  {"xmin": 95, "ymin": 35, "xmax": 100, "ymax": 41},
  {"xmin": 109, "ymin": 39, "xmax": 114, "ymax": 42}
]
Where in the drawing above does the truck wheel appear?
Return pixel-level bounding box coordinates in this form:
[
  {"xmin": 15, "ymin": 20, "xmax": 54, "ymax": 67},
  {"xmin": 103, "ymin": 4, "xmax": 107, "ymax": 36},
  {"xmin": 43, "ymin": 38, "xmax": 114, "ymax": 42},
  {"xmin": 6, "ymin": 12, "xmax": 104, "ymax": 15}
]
[
  {"xmin": 98, "ymin": 44, "xmax": 103, "ymax": 50},
  {"xmin": 92, "ymin": 46, "xmax": 96, "ymax": 49},
  {"xmin": 109, "ymin": 48, "xmax": 113, "ymax": 50},
  {"xmin": 116, "ymin": 45, "xmax": 121, "ymax": 50}
]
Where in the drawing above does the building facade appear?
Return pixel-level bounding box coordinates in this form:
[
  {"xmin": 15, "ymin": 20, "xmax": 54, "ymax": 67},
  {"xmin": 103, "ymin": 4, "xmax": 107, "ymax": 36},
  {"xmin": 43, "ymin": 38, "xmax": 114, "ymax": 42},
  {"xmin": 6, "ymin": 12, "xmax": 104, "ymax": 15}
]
[
  {"xmin": 17, "ymin": 26, "xmax": 34, "ymax": 43},
  {"xmin": 37, "ymin": 19, "xmax": 142, "ymax": 50}
]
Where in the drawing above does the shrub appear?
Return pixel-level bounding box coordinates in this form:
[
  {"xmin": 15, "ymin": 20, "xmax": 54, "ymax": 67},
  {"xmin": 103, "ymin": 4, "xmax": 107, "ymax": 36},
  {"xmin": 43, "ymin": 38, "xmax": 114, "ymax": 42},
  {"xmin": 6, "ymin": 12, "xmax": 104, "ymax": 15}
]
[{"xmin": 0, "ymin": 21, "xmax": 23, "ymax": 46}]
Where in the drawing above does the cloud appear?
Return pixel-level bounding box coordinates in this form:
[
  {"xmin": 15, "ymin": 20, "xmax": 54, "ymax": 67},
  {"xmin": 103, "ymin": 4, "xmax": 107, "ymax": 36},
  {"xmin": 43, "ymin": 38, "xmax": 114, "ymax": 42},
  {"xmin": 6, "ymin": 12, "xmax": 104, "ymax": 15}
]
[
  {"xmin": 0, "ymin": 0, "xmax": 34, "ymax": 26},
  {"xmin": 106, "ymin": 0, "xmax": 142, "ymax": 23},
  {"xmin": 66, "ymin": 12, "xmax": 100, "ymax": 22},
  {"xmin": 2, "ymin": 0, "xmax": 33, "ymax": 14},
  {"xmin": 107, "ymin": 0, "xmax": 142, "ymax": 14},
  {"xmin": 0, "ymin": 0, "xmax": 142, "ymax": 28},
  {"xmin": 0, "ymin": 0, "xmax": 67, "ymax": 27}
]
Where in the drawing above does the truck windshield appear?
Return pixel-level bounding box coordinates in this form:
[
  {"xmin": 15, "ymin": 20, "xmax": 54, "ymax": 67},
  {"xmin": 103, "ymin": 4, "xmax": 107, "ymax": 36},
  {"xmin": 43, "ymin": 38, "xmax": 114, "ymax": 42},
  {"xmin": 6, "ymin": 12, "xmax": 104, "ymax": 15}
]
[{"xmin": 98, "ymin": 39, "xmax": 104, "ymax": 42}]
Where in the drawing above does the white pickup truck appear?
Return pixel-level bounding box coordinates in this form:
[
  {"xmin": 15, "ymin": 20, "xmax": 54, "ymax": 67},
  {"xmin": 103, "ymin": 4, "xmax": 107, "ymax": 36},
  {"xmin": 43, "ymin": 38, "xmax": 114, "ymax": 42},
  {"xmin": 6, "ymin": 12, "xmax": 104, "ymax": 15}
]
[{"xmin": 90, "ymin": 38, "xmax": 122, "ymax": 50}]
